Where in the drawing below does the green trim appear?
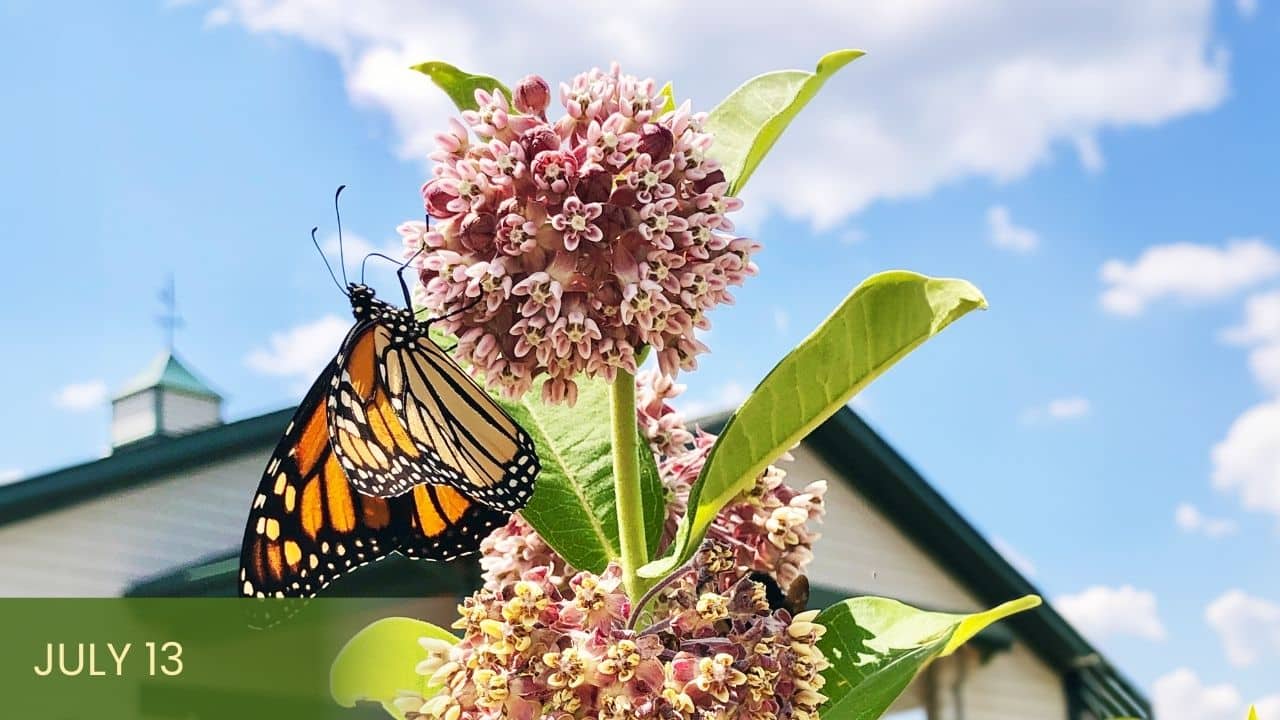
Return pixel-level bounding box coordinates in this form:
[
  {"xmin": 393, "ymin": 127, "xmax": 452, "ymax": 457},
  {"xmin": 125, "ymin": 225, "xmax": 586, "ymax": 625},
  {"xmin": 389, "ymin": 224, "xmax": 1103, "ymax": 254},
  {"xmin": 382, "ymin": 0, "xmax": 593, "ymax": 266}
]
[{"xmin": 0, "ymin": 409, "xmax": 293, "ymax": 529}]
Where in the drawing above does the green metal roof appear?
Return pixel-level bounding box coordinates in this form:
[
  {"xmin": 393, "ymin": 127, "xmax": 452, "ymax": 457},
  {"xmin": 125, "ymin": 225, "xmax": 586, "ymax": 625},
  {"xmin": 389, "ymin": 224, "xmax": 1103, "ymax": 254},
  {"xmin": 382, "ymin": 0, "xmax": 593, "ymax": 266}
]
[
  {"xmin": 114, "ymin": 350, "xmax": 222, "ymax": 400},
  {"xmin": 0, "ymin": 408, "xmax": 292, "ymax": 528}
]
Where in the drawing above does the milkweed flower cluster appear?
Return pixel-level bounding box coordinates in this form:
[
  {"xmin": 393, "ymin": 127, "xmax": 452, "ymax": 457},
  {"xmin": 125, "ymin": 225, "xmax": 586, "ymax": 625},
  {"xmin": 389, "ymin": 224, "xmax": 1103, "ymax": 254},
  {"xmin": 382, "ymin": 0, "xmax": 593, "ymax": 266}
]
[
  {"xmin": 480, "ymin": 370, "xmax": 826, "ymax": 592},
  {"xmin": 402, "ymin": 66, "xmax": 759, "ymax": 405},
  {"xmin": 399, "ymin": 552, "xmax": 829, "ymax": 720}
]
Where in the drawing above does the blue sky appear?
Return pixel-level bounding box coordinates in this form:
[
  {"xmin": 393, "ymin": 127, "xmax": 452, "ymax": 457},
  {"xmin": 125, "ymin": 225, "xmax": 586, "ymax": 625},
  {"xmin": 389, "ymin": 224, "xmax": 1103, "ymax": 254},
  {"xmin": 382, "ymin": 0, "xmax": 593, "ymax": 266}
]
[{"xmin": 2, "ymin": 1, "xmax": 1278, "ymax": 715}]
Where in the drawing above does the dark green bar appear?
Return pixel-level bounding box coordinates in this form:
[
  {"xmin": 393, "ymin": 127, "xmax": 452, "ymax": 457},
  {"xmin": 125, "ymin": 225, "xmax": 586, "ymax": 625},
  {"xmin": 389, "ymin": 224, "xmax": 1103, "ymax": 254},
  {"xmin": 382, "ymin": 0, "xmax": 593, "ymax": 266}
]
[{"xmin": 1, "ymin": 598, "xmax": 438, "ymax": 718}]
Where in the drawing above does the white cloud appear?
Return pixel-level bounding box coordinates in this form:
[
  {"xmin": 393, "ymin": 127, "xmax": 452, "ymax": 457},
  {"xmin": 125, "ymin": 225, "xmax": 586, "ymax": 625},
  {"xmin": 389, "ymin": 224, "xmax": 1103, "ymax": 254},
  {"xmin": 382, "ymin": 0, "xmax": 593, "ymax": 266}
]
[
  {"xmin": 1047, "ymin": 396, "xmax": 1091, "ymax": 419},
  {"xmin": 1244, "ymin": 344, "xmax": 1280, "ymax": 394},
  {"xmin": 838, "ymin": 228, "xmax": 866, "ymax": 245},
  {"xmin": 1154, "ymin": 671, "xmax": 1280, "ymax": 720},
  {"xmin": 1223, "ymin": 290, "xmax": 1280, "ymax": 393},
  {"xmin": 1153, "ymin": 669, "xmax": 1244, "ymax": 720},
  {"xmin": 1175, "ymin": 502, "xmax": 1238, "ymax": 538},
  {"xmin": 1054, "ymin": 584, "xmax": 1166, "ymax": 643},
  {"xmin": 1022, "ymin": 395, "xmax": 1090, "ymax": 423},
  {"xmin": 1206, "ymin": 590, "xmax": 1280, "ymax": 668},
  {"xmin": 1237, "ymin": 0, "xmax": 1258, "ymax": 19},
  {"xmin": 1074, "ymin": 134, "xmax": 1105, "ymax": 173},
  {"xmin": 0, "ymin": 469, "xmax": 22, "ymax": 485},
  {"xmin": 986, "ymin": 205, "xmax": 1039, "ymax": 253},
  {"xmin": 772, "ymin": 308, "xmax": 790, "ymax": 334},
  {"xmin": 991, "ymin": 536, "xmax": 1037, "ymax": 578},
  {"xmin": 1212, "ymin": 398, "xmax": 1280, "ymax": 521},
  {"xmin": 1098, "ymin": 238, "xmax": 1280, "ymax": 316},
  {"xmin": 322, "ymin": 232, "xmax": 407, "ymax": 276},
  {"xmin": 205, "ymin": 0, "xmax": 1228, "ymax": 230},
  {"xmin": 245, "ymin": 315, "xmax": 350, "ymax": 389},
  {"xmin": 53, "ymin": 379, "xmax": 108, "ymax": 412}
]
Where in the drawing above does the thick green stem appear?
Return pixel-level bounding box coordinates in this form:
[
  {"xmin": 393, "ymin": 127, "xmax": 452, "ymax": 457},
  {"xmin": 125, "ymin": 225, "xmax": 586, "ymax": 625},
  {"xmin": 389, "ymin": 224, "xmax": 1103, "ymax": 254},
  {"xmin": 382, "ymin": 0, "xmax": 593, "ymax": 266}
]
[{"xmin": 610, "ymin": 368, "xmax": 647, "ymax": 600}]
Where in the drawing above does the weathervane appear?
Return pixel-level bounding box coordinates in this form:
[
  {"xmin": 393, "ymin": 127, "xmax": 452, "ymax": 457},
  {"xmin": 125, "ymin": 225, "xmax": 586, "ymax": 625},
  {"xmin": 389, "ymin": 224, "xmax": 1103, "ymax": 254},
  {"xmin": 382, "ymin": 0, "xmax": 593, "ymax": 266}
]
[{"xmin": 157, "ymin": 274, "xmax": 183, "ymax": 351}]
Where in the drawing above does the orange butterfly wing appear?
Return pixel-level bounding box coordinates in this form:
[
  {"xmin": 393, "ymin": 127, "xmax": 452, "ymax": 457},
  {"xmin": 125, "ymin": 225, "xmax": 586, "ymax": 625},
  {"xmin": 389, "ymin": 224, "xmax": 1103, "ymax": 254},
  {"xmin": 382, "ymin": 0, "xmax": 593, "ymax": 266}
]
[
  {"xmin": 327, "ymin": 322, "xmax": 539, "ymax": 510},
  {"xmin": 238, "ymin": 348, "xmax": 508, "ymax": 603}
]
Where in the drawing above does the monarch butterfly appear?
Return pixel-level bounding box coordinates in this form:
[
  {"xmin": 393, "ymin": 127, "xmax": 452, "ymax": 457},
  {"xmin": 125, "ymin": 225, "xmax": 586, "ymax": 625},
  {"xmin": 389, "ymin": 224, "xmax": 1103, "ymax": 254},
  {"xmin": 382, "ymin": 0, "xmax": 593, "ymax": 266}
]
[{"xmin": 239, "ymin": 187, "xmax": 539, "ymax": 605}]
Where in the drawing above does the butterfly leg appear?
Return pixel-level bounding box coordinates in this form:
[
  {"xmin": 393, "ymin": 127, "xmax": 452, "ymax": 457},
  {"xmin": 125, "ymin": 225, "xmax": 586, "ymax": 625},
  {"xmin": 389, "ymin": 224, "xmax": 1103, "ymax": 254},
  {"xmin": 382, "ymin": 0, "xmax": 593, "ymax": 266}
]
[
  {"xmin": 396, "ymin": 263, "xmax": 415, "ymax": 311},
  {"xmin": 423, "ymin": 295, "xmax": 485, "ymax": 327}
]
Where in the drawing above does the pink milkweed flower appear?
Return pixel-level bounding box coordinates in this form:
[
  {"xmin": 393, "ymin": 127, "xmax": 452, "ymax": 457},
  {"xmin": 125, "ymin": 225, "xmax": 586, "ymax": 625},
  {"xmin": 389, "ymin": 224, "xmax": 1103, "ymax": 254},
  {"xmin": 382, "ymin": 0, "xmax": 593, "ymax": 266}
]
[
  {"xmin": 405, "ymin": 64, "xmax": 758, "ymax": 404},
  {"xmin": 623, "ymin": 152, "xmax": 676, "ymax": 205},
  {"xmin": 425, "ymin": 549, "xmax": 829, "ymax": 718},
  {"xmin": 532, "ymin": 149, "xmax": 579, "ymax": 194},
  {"xmin": 549, "ymin": 196, "xmax": 604, "ymax": 251}
]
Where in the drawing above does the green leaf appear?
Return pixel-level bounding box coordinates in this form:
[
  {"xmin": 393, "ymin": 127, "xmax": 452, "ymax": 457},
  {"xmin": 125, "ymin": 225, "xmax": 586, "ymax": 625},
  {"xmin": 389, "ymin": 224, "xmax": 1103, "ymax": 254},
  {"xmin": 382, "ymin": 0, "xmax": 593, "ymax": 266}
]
[
  {"xmin": 705, "ymin": 49, "xmax": 864, "ymax": 195},
  {"xmin": 641, "ymin": 271, "xmax": 985, "ymax": 579},
  {"xmin": 330, "ymin": 617, "xmax": 457, "ymax": 719},
  {"xmin": 501, "ymin": 377, "xmax": 666, "ymax": 573},
  {"xmin": 659, "ymin": 82, "xmax": 677, "ymax": 115},
  {"xmin": 817, "ymin": 596, "xmax": 1041, "ymax": 719},
  {"xmin": 410, "ymin": 61, "xmax": 511, "ymax": 112}
]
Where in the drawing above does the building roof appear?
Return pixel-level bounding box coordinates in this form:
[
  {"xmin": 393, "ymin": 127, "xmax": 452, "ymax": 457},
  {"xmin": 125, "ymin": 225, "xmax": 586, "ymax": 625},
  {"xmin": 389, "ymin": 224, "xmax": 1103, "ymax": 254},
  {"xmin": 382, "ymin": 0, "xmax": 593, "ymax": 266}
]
[
  {"xmin": 114, "ymin": 350, "xmax": 222, "ymax": 400},
  {"xmin": 4, "ymin": 403, "xmax": 1150, "ymax": 717},
  {"xmin": 0, "ymin": 408, "xmax": 291, "ymax": 528}
]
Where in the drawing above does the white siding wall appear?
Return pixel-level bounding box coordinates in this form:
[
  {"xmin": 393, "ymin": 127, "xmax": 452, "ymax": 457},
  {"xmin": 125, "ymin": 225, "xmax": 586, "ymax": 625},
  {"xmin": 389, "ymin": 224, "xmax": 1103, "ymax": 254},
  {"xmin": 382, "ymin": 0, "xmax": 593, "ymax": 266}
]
[
  {"xmin": 782, "ymin": 446, "xmax": 1069, "ymax": 720},
  {"xmin": 0, "ymin": 450, "xmax": 270, "ymax": 596},
  {"xmin": 964, "ymin": 645, "xmax": 1069, "ymax": 720},
  {"xmin": 160, "ymin": 391, "xmax": 221, "ymax": 436},
  {"xmin": 787, "ymin": 447, "xmax": 978, "ymax": 609},
  {"xmin": 110, "ymin": 390, "xmax": 156, "ymax": 447}
]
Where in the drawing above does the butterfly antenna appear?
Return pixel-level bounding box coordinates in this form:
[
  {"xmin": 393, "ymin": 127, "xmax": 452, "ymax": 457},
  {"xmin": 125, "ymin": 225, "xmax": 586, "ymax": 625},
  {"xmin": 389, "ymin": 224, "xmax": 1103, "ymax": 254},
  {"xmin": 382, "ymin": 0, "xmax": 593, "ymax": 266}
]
[
  {"xmin": 311, "ymin": 227, "xmax": 347, "ymax": 295},
  {"xmin": 360, "ymin": 252, "xmax": 406, "ymax": 280},
  {"xmin": 333, "ymin": 184, "xmax": 350, "ymax": 287}
]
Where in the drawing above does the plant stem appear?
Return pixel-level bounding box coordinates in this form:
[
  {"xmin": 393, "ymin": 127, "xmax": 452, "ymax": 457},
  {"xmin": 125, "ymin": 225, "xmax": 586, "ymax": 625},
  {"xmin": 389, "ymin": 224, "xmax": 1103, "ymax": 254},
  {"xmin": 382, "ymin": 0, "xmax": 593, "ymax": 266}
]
[{"xmin": 610, "ymin": 368, "xmax": 647, "ymax": 600}]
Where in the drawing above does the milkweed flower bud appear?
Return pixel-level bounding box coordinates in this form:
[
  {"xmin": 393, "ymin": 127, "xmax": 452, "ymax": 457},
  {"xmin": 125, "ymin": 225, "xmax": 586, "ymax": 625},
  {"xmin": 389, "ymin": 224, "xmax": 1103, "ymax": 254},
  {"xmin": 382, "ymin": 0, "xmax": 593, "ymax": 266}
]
[
  {"xmin": 514, "ymin": 73, "xmax": 551, "ymax": 116},
  {"xmin": 637, "ymin": 123, "xmax": 674, "ymax": 161}
]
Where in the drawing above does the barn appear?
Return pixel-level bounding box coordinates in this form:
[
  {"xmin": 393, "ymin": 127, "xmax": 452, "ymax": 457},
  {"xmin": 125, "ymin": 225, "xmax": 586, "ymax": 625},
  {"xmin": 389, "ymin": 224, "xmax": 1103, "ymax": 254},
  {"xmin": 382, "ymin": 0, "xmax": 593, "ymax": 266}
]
[{"xmin": 0, "ymin": 349, "xmax": 1149, "ymax": 719}]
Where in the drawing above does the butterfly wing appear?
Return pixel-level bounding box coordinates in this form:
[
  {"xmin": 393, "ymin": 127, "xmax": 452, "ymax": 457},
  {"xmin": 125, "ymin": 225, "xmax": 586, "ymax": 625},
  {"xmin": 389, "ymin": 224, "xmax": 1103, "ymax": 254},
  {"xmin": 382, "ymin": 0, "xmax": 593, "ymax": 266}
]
[
  {"xmin": 328, "ymin": 320, "xmax": 538, "ymax": 510},
  {"xmin": 239, "ymin": 348, "xmax": 510, "ymax": 603},
  {"xmin": 326, "ymin": 321, "xmax": 436, "ymax": 499},
  {"xmin": 398, "ymin": 482, "xmax": 510, "ymax": 561},
  {"xmin": 239, "ymin": 361, "xmax": 402, "ymax": 600},
  {"xmin": 378, "ymin": 333, "xmax": 539, "ymax": 510}
]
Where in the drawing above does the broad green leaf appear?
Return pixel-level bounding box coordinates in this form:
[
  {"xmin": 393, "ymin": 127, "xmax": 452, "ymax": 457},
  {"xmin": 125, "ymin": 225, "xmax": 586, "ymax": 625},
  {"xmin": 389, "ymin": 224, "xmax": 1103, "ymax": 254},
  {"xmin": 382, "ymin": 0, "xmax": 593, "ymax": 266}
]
[
  {"xmin": 641, "ymin": 271, "xmax": 986, "ymax": 578},
  {"xmin": 705, "ymin": 49, "xmax": 864, "ymax": 195},
  {"xmin": 817, "ymin": 596, "xmax": 1041, "ymax": 719},
  {"xmin": 410, "ymin": 61, "xmax": 511, "ymax": 112},
  {"xmin": 659, "ymin": 82, "xmax": 677, "ymax": 115},
  {"xmin": 501, "ymin": 377, "xmax": 667, "ymax": 572},
  {"xmin": 330, "ymin": 617, "xmax": 457, "ymax": 719}
]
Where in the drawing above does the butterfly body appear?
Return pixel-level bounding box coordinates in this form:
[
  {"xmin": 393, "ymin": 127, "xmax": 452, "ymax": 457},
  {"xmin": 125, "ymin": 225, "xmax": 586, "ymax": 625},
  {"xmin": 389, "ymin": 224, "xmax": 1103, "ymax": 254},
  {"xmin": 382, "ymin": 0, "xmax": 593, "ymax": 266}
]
[{"xmin": 239, "ymin": 282, "xmax": 538, "ymax": 605}]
